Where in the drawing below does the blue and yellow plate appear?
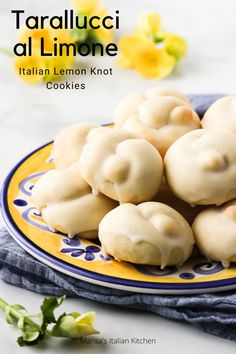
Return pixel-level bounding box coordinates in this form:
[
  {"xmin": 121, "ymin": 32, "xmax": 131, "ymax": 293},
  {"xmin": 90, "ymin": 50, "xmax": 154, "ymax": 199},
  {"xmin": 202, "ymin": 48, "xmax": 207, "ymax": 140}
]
[{"xmin": 1, "ymin": 142, "xmax": 236, "ymax": 294}]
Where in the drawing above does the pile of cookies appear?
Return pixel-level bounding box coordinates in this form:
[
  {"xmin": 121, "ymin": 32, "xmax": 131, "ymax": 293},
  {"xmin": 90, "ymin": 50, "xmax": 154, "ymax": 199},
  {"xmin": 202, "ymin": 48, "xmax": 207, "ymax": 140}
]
[{"xmin": 32, "ymin": 90, "xmax": 236, "ymax": 269}]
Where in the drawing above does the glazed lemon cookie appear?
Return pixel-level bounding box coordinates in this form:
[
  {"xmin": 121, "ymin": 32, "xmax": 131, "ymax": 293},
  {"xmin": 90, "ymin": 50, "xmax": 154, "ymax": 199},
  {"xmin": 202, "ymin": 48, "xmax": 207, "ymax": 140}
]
[
  {"xmin": 99, "ymin": 202, "xmax": 194, "ymax": 268},
  {"xmin": 32, "ymin": 167, "xmax": 117, "ymax": 238},
  {"xmin": 146, "ymin": 87, "xmax": 192, "ymax": 106},
  {"xmin": 164, "ymin": 129, "xmax": 236, "ymax": 206},
  {"xmin": 192, "ymin": 200, "xmax": 236, "ymax": 268},
  {"xmin": 54, "ymin": 123, "xmax": 98, "ymax": 169},
  {"xmin": 79, "ymin": 127, "xmax": 163, "ymax": 203},
  {"xmin": 202, "ymin": 96, "xmax": 236, "ymax": 134},
  {"xmin": 113, "ymin": 87, "xmax": 192, "ymax": 126},
  {"xmin": 113, "ymin": 92, "xmax": 146, "ymax": 127},
  {"xmin": 114, "ymin": 90, "xmax": 200, "ymax": 157}
]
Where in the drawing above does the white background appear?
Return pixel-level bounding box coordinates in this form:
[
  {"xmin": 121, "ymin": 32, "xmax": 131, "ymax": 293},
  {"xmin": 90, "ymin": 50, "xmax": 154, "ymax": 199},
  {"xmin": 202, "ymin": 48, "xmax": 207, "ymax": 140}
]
[{"xmin": 0, "ymin": 0, "xmax": 236, "ymax": 353}]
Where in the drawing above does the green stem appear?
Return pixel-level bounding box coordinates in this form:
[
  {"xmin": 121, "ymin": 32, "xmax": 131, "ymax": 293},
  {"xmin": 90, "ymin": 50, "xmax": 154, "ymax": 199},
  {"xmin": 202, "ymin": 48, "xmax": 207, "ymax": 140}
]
[
  {"xmin": 154, "ymin": 35, "xmax": 164, "ymax": 43},
  {"xmin": 0, "ymin": 48, "xmax": 13, "ymax": 57},
  {"xmin": 0, "ymin": 298, "xmax": 40, "ymax": 330}
]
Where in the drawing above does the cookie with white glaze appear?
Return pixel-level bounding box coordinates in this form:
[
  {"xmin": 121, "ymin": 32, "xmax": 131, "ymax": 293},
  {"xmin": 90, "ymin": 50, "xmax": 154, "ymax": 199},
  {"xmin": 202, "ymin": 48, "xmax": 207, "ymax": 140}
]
[
  {"xmin": 192, "ymin": 200, "xmax": 236, "ymax": 268},
  {"xmin": 99, "ymin": 202, "xmax": 194, "ymax": 268},
  {"xmin": 31, "ymin": 166, "xmax": 117, "ymax": 239},
  {"xmin": 146, "ymin": 87, "xmax": 192, "ymax": 106},
  {"xmin": 54, "ymin": 123, "xmax": 98, "ymax": 169},
  {"xmin": 202, "ymin": 96, "xmax": 236, "ymax": 134},
  {"xmin": 79, "ymin": 127, "xmax": 163, "ymax": 203},
  {"xmin": 164, "ymin": 129, "xmax": 236, "ymax": 206},
  {"xmin": 114, "ymin": 88, "xmax": 200, "ymax": 157},
  {"xmin": 113, "ymin": 87, "xmax": 192, "ymax": 126}
]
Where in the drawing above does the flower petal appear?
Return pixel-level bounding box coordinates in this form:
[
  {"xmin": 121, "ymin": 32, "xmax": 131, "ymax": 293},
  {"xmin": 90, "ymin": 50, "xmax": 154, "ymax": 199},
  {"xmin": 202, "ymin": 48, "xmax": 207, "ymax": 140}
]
[
  {"xmin": 163, "ymin": 32, "xmax": 187, "ymax": 60},
  {"xmin": 72, "ymin": 0, "xmax": 102, "ymax": 15},
  {"xmin": 118, "ymin": 35, "xmax": 151, "ymax": 68},
  {"xmin": 137, "ymin": 12, "xmax": 161, "ymax": 36},
  {"xmin": 134, "ymin": 44, "xmax": 176, "ymax": 78}
]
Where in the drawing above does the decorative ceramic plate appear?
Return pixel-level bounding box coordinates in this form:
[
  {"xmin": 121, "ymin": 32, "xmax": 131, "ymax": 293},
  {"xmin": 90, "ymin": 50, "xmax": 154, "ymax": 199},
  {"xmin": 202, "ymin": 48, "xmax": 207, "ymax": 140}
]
[{"xmin": 1, "ymin": 142, "xmax": 236, "ymax": 294}]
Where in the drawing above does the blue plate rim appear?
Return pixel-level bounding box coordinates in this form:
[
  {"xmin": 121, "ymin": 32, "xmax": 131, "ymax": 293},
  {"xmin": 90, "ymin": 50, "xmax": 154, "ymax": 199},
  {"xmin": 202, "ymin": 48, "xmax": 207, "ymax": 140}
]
[{"xmin": 1, "ymin": 141, "xmax": 236, "ymax": 292}]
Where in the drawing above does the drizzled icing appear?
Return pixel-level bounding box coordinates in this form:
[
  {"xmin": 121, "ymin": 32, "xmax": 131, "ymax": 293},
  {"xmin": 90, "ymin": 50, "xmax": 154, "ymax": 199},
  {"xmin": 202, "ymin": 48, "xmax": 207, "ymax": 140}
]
[
  {"xmin": 99, "ymin": 202, "xmax": 194, "ymax": 269},
  {"xmin": 165, "ymin": 129, "xmax": 236, "ymax": 206},
  {"xmin": 32, "ymin": 167, "xmax": 117, "ymax": 239},
  {"xmin": 53, "ymin": 122, "xmax": 99, "ymax": 169},
  {"xmin": 79, "ymin": 127, "xmax": 163, "ymax": 204},
  {"xmin": 202, "ymin": 96, "xmax": 236, "ymax": 134},
  {"xmin": 113, "ymin": 88, "xmax": 200, "ymax": 158},
  {"xmin": 193, "ymin": 199, "xmax": 236, "ymax": 267}
]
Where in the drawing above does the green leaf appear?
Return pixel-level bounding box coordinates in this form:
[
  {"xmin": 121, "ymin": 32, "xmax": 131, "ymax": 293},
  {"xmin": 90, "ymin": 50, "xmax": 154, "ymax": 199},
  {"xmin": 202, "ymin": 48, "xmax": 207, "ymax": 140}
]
[
  {"xmin": 16, "ymin": 318, "xmax": 42, "ymax": 346},
  {"xmin": 71, "ymin": 11, "xmax": 90, "ymax": 43},
  {"xmin": 15, "ymin": 296, "xmax": 66, "ymax": 346},
  {"xmin": 0, "ymin": 295, "xmax": 99, "ymax": 346},
  {"xmin": 17, "ymin": 336, "xmax": 25, "ymax": 347},
  {"xmin": 72, "ymin": 27, "xmax": 89, "ymax": 42},
  {"xmin": 70, "ymin": 312, "xmax": 81, "ymax": 319},
  {"xmin": 22, "ymin": 330, "xmax": 40, "ymax": 342},
  {"xmin": 17, "ymin": 332, "xmax": 42, "ymax": 347},
  {"xmin": 154, "ymin": 35, "xmax": 164, "ymax": 43},
  {"xmin": 40, "ymin": 296, "xmax": 65, "ymax": 325}
]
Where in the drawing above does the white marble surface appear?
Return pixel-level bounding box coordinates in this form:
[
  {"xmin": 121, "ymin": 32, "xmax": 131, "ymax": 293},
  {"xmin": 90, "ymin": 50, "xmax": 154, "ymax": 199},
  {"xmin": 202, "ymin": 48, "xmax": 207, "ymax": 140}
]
[{"xmin": 0, "ymin": 0, "xmax": 236, "ymax": 352}]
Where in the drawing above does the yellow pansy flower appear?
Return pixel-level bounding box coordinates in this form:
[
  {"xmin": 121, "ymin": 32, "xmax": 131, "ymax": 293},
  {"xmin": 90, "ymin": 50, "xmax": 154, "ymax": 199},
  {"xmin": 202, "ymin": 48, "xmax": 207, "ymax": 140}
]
[
  {"xmin": 72, "ymin": 0, "xmax": 102, "ymax": 15},
  {"xmin": 116, "ymin": 11, "xmax": 187, "ymax": 79},
  {"xmin": 51, "ymin": 311, "xmax": 99, "ymax": 338},
  {"xmin": 164, "ymin": 33, "xmax": 187, "ymax": 60},
  {"xmin": 134, "ymin": 42, "xmax": 176, "ymax": 78},
  {"xmin": 118, "ymin": 34, "xmax": 149, "ymax": 69},
  {"xmin": 14, "ymin": 27, "xmax": 75, "ymax": 84},
  {"xmin": 118, "ymin": 34, "xmax": 176, "ymax": 78},
  {"xmin": 137, "ymin": 12, "xmax": 161, "ymax": 36}
]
